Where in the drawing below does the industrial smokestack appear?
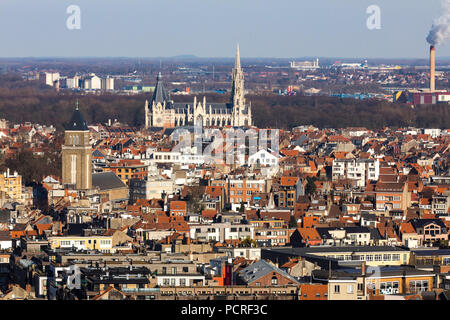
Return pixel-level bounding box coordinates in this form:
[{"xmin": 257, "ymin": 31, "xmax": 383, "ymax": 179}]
[{"xmin": 430, "ymin": 45, "xmax": 436, "ymax": 92}]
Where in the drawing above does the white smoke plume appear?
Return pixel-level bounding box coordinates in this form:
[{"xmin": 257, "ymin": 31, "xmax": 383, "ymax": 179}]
[{"xmin": 427, "ymin": 0, "xmax": 450, "ymax": 46}]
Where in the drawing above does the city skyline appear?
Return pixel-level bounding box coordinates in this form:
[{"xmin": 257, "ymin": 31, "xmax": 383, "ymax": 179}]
[{"xmin": 0, "ymin": 0, "xmax": 449, "ymax": 59}]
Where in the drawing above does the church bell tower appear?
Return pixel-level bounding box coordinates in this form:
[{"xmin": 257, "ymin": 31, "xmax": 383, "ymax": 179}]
[{"xmin": 62, "ymin": 101, "xmax": 92, "ymax": 190}]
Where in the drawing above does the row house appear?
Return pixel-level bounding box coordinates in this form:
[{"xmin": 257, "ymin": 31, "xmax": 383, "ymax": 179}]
[
  {"xmin": 372, "ymin": 182, "xmax": 410, "ymax": 212},
  {"xmin": 432, "ymin": 195, "xmax": 449, "ymax": 215},
  {"xmin": 409, "ymin": 219, "xmax": 448, "ymax": 245},
  {"xmin": 250, "ymin": 220, "xmax": 293, "ymax": 247},
  {"xmin": 228, "ymin": 178, "xmax": 266, "ymax": 208},
  {"xmin": 315, "ymin": 227, "xmax": 372, "ymax": 246},
  {"xmin": 276, "ymin": 176, "xmax": 304, "ymax": 209}
]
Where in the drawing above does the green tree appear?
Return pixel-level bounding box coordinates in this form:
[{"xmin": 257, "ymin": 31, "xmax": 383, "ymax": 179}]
[
  {"xmin": 241, "ymin": 237, "xmax": 257, "ymax": 248},
  {"xmin": 185, "ymin": 186, "xmax": 205, "ymax": 214},
  {"xmin": 305, "ymin": 177, "xmax": 317, "ymax": 196},
  {"xmin": 288, "ymin": 215, "xmax": 298, "ymax": 228}
]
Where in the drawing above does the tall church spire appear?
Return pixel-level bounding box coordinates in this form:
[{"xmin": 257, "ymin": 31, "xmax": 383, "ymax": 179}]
[
  {"xmin": 235, "ymin": 43, "xmax": 241, "ymax": 70},
  {"xmin": 231, "ymin": 44, "xmax": 245, "ymax": 112},
  {"xmin": 152, "ymin": 72, "xmax": 168, "ymax": 104}
]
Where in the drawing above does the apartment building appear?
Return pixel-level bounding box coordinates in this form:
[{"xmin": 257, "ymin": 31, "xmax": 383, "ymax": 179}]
[
  {"xmin": 313, "ymin": 266, "xmax": 435, "ymax": 299},
  {"xmin": 49, "ymin": 235, "xmax": 115, "ymax": 253},
  {"xmin": 249, "ymin": 219, "xmax": 291, "ymax": 247},
  {"xmin": 432, "ymin": 195, "xmax": 449, "ymax": 215},
  {"xmin": 104, "ymin": 159, "xmax": 148, "ymax": 185},
  {"xmin": 129, "ymin": 177, "xmax": 174, "ymax": 203},
  {"xmin": 189, "ymin": 223, "xmax": 254, "ymax": 242},
  {"xmin": 151, "ymin": 151, "xmax": 205, "ymax": 165},
  {"xmin": 228, "ymin": 178, "xmax": 266, "ymax": 206},
  {"xmin": 276, "ymin": 176, "xmax": 303, "ymax": 209},
  {"xmin": 373, "ymin": 182, "xmax": 410, "ymax": 212},
  {"xmin": 262, "ymin": 246, "xmax": 411, "ymax": 267},
  {"xmin": 410, "ymin": 219, "xmax": 448, "ymax": 244},
  {"xmin": 0, "ymin": 169, "xmax": 22, "ymax": 202},
  {"xmin": 332, "ymin": 159, "xmax": 379, "ymax": 187}
]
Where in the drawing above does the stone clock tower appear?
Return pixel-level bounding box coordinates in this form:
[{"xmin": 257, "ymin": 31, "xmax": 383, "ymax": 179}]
[{"xmin": 62, "ymin": 102, "xmax": 92, "ymax": 190}]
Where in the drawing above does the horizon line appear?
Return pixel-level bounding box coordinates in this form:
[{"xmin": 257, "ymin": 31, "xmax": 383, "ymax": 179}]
[{"xmin": 0, "ymin": 55, "xmax": 449, "ymax": 61}]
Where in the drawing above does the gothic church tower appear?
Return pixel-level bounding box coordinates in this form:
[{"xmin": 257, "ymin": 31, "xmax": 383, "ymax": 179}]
[{"xmin": 231, "ymin": 45, "xmax": 251, "ymax": 126}]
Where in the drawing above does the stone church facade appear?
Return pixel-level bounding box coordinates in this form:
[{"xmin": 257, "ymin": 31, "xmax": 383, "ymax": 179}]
[{"xmin": 145, "ymin": 45, "xmax": 252, "ymax": 128}]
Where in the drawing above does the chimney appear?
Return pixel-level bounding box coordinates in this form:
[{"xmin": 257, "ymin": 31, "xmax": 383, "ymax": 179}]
[{"xmin": 430, "ymin": 45, "xmax": 436, "ymax": 92}]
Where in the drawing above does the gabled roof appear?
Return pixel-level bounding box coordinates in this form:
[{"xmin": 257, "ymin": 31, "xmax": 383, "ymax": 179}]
[
  {"xmin": 92, "ymin": 172, "xmax": 127, "ymax": 191},
  {"xmin": 238, "ymin": 259, "xmax": 300, "ymax": 285}
]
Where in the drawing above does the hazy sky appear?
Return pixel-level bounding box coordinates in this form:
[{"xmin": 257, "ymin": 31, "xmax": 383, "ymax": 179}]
[{"xmin": 0, "ymin": 0, "xmax": 449, "ymax": 58}]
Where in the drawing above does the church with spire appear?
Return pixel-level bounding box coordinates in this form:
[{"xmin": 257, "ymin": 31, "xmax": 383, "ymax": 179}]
[{"xmin": 145, "ymin": 45, "xmax": 252, "ymax": 128}]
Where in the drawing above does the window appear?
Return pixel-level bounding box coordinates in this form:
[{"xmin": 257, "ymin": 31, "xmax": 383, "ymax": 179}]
[
  {"xmin": 271, "ymin": 276, "xmax": 278, "ymax": 285},
  {"xmin": 409, "ymin": 280, "xmax": 429, "ymax": 293},
  {"xmin": 392, "ymin": 254, "xmax": 400, "ymax": 261},
  {"xmin": 383, "ymin": 254, "xmax": 391, "ymax": 261},
  {"xmin": 374, "ymin": 254, "xmax": 382, "ymax": 261},
  {"xmin": 334, "ymin": 285, "xmax": 340, "ymax": 294},
  {"xmin": 347, "ymin": 285, "xmax": 354, "ymax": 294},
  {"xmin": 366, "ymin": 255, "xmax": 373, "ymax": 261},
  {"xmin": 380, "ymin": 281, "xmax": 399, "ymax": 295}
]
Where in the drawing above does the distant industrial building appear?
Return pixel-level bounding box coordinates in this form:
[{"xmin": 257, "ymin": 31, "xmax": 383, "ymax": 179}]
[
  {"xmin": 394, "ymin": 90, "xmax": 450, "ymax": 105},
  {"xmin": 290, "ymin": 59, "xmax": 320, "ymax": 70},
  {"xmin": 334, "ymin": 60, "xmax": 369, "ymax": 69},
  {"xmin": 393, "ymin": 45, "xmax": 449, "ymax": 105}
]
